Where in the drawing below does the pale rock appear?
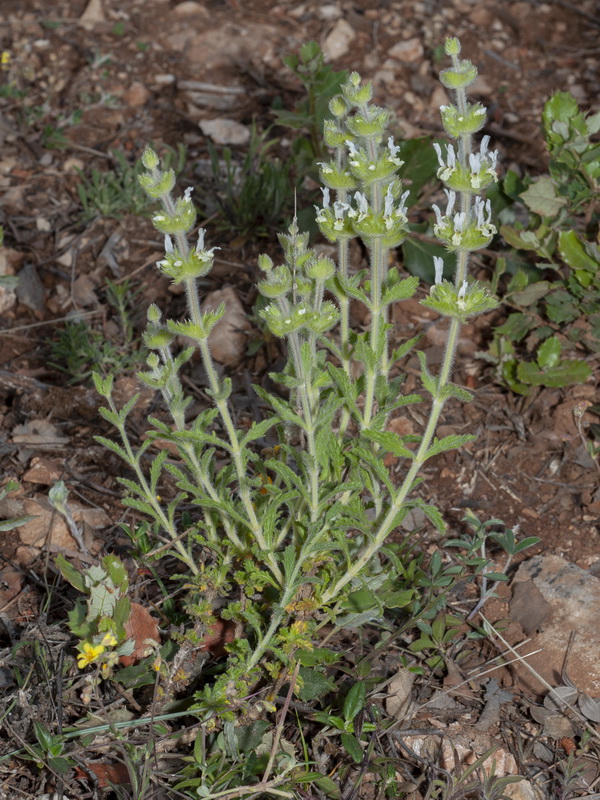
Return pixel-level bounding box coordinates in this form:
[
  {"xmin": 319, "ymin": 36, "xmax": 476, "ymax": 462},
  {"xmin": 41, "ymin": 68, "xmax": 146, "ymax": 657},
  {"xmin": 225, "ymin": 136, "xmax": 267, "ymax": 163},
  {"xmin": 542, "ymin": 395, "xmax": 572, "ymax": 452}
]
[
  {"xmin": 79, "ymin": 0, "xmax": 106, "ymax": 30},
  {"xmin": 199, "ymin": 118, "xmax": 250, "ymax": 146},
  {"xmin": 469, "ymin": 6, "xmax": 493, "ymax": 25},
  {"xmin": 15, "ymin": 262, "xmax": 46, "ymax": 311},
  {"xmin": 317, "ymin": 4, "xmax": 342, "ymax": 20},
  {"xmin": 201, "ymin": 287, "xmax": 251, "ymax": 365},
  {"xmin": 0, "ymin": 284, "xmax": 16, "ymax": 314},
  {"xmin": 470, "ymin": 75, "xmax": 493, "ymax": 96},
  {"xmin": 153, "ymin": 73, "xmax": 176, "ymax": 85},
  {"xmin": 72, "ymin": 274, "xmax": 99, "ymax": 307},
  {"xmin": 35, "ymin": 216, "xmax": 52, "ymax": 232},
  {"xmin": 22, "ymin": 457, "xmax": 64, "ymax": 485},
  {"xmin": 62, "ymin": 156, "xmax": 85, "ymax": 172},
  {"xmin": 388, "ymin": 38, "xmax": 424, "ymax": 64},
  {"xmin": 429, "ymin": 85, "xmax": 450, "ymax": 110},
  {"xmin": 173, "ymin": 1, "xmax": 209, "ymax": 16},
  {"xmin": 123, "ymin": 81, "xmax": 150, "ymax": 107},
  {"xmin": 511, "ymin": 555, "xmax": 600, "ymax": 696},
  {"xmin": 504, "ymin": 780, "xmax": 545, "ymax": 800},
  {"xmin": 0, "ymin": 494, "xmax": 110, "ymax": 551},
  {"xmin": 0, "ymin": 248, "xmax": 17, "ymax": 314},
  {"xmin": 322, "ymin": 19, "xmax": 356, "ymax": 61}
]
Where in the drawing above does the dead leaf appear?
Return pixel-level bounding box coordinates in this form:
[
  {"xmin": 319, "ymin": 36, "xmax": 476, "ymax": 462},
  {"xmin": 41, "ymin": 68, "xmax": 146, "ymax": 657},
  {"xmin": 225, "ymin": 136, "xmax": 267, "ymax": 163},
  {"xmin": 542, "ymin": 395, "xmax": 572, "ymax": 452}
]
[
  {"xmin": 386, "ymin": 667, "xmax": 416, "ymax": 720},
  {"xmin": 119, "ymin": 602, "xmax": 160, "ymax": 666},
  {"xmin": 79, "ymin": 0, "xmax": 106, "ymax": 30},
  {"xmin": 198, "ymin": 617, "xmax": 237, "ymax": 658},
  {"xmin": 201, "ymin": 287, "xmax": 252, "ymax": 365},
  {"xmin": 12, "ymin": 419, "xmax": 69, "ymax": 449},
  {"xmin": 75, "ymin": 761, "xmax": 130, "ymax": 787},
  {"xmin": 22, "ymin": 457, "xmax": 63, "ymax": 485}
]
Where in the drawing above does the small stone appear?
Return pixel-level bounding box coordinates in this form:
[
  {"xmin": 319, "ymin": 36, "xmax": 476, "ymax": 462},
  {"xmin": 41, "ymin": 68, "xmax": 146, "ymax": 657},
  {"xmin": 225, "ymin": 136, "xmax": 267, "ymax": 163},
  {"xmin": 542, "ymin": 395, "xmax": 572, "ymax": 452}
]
[
  {"xmin": 63, "ymin": 156, "xmax": 85, "ymax": 172},
  {"xmin": 72, "ymin": 274, "xmax": 99, "ymax": 307},
  {"xmin": 317, "ymin": 4, "xmax": 342, "ymax": 20},
  {"xmin": 35, "ymin": 216, "xmax": 52, "ymax": 232},
  {"xmin": 470, "ymin": 75, "xmax": 493, "ymax": 96},
  {"xmin": 123, "ymin": 81, "xmax": 149, "ymax": 107},
  {"xmin": 199, "ymin": 118, "xmax": 250, "ymax": 146},
  {"xmin": 173, "ymin": 1, "xmax": 209, "ymax": 16},
  {"xmin": 79, "ymin": 0, "xmax": 106, "ymax": 30},
  {"xmin": 322, "ymin": 19, "xmax": 356, "ymax": 61},
  {"xmin": 15, "ymin": 262, "xmax": 46, "ymax": 312},
  {"xmin": 429, "ymin": 85, "xmax": 450, "ymax": 110},
  {"xmin": 153, "ymin": 73, "xmax": 176, "ymax": 85},
  {"xmin": 388, "ymin": 37, "xmax": 424, "ymax": 64},
  {"xmin": 469, "ymin": 7, "xmax": 493, "ymax": 25}
]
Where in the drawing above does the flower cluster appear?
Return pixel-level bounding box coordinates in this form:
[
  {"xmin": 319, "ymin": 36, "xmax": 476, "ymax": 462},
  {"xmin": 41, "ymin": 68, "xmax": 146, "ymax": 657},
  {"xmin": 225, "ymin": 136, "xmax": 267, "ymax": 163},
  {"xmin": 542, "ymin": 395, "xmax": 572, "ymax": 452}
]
[
  {"xmin": 433, "ymin": 135, "xmax": 498, "ymax": 191},
  {"xmin": 424, "ymin": 38, "xmax": 500, "ymax": 321}
]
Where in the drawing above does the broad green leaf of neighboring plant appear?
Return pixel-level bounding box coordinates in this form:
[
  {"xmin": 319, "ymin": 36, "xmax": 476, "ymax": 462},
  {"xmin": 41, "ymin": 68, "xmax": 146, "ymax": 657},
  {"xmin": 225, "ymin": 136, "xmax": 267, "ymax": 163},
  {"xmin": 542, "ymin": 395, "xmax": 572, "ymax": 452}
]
[
  {"xmin": 517, "ymin": 359, "xmax": 591, "ymax": 388},
  {"xmin": 559, "ymin": 230, "xmax": 598, "ymax": 273},
  {"xmin": 520, "ymin": 177, "xmax": 566, "ymax": 218},
  {"xmin": 402, "ymin": 232, "xmax": 448, "ymax": 283},
  {"xmin": 509, "ymin": 280, "xmax": 551, "ymax": 307},
  {"xmin": 537, "ymin": 335, "xmax": 561, "ymax": 369}
]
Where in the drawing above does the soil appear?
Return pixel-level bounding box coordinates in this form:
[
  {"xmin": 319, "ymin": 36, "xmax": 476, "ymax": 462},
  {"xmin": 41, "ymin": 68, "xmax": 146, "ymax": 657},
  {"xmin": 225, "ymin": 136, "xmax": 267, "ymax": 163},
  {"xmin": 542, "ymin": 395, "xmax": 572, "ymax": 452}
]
[{"xmin": 0, "ymin": 0, "xmax": 599, "ymax": 796}]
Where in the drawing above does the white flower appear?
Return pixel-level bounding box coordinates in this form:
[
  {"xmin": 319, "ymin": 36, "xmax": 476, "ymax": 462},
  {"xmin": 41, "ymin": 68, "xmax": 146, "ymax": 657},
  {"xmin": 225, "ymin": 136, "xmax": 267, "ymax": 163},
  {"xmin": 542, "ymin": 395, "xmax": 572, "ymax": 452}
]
[
  {"xmin": 387, "ymin": 136, "xmax": 403, "ymax": 166},
  {"xmin": 317, "ymin": 162, "xmax": 333, "ymax": 175},
  {"xmin": 433, "ymin": 142, "xmax": 457, "ymax": 182},
  {"xmin": 184, "ymin": 186, "xmax": 194, "ymax": 200},
  {"xmin": 333, "ymin": 200, "xmax": 349, "ymax": 230},
  {"xmin": 349, "ymin": 192, "xmax": 368, "ymax": 222},
  {"xmin": 321, "ymin": 186, "xmax": 331, "ymax": 209},
  {"xmin": 164, "ymin": 234, "xmax": 174, "ymax": 253},
  {"xmin": 434, "ymin": 256, "xmax": 444, "ymax": 285}
]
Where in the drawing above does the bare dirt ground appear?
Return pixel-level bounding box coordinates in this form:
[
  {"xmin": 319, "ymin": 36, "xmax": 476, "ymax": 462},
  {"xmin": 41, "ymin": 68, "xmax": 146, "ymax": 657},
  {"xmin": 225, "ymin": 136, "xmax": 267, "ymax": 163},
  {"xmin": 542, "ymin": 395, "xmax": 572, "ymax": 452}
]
[{"xmin": 0, "ymin": 0, "xmax": 599, "ymax": 797}]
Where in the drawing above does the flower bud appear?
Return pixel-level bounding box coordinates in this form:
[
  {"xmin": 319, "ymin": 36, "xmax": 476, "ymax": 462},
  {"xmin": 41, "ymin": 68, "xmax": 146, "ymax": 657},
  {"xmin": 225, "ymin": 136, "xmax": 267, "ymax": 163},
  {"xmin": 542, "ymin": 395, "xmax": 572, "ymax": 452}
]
[
  {"xmin": 141, "ymin": 147, "xmax": 159, "ymax": 170},
  {"xmin": 444, "ymin": 37, "xmax": 461, "ymax": 56},
  {"xmin": 329, "ymin": 95, "xmax": 348, "ymax": 118},
  {"xmin": 147, "ymin": 304, "xmax": 162, "ymax": 323}
]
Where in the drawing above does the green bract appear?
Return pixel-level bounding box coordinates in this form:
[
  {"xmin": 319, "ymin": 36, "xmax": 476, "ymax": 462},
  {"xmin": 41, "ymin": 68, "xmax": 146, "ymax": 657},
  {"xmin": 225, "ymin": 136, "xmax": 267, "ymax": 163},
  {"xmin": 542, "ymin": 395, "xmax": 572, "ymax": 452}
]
[
  {"xmin": 439, "ymin": 61, "xmax": 478, "ymax": 90},
  {"xmin": 421, "ymin": 281, "xmax": 499, "ymax": 321},
  {"xmin": 345, "ymin": 107, "xmax": 390, "ymax": 139},
  {"xmin": 440, "ymin": 103, "xmax": 486, "ymax": 137}
]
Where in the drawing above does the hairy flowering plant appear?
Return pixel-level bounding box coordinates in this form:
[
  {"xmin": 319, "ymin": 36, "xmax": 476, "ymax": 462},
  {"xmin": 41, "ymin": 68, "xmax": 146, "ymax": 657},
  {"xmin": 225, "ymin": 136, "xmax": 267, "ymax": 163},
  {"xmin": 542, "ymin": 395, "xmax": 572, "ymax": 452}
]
[{"xmin": 91, "ymin": 38, "xmax": 499, "ymax": 712}]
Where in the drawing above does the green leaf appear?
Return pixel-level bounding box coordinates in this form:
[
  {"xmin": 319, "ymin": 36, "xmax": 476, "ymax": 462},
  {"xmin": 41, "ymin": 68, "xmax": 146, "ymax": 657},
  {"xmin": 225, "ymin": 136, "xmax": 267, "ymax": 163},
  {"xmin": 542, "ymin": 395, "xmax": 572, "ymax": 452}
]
[
  {"xmin": 510, "ymin": 281, "xmax": 551, "ymax": 307},
  {"xmin": 500, "ymin": 225, "xmax": 540, "ymax": 251},
  {"xmin": 381, "ymin": 276, "xmax": 419, "ymax": 305},
  {"xmin": 343, "ymin": 681, "xmax": 366, "ymax": 723},
  {"xmin": 559, "ymin": 230, "xmax": 598, "ymax": 272},
  {"xmin": 239, "ymin": 418, "xmax": 278, "ymax": 447},
  {"xmin": 56, "ymin": 553, "xmax": 87, "ymax": 592},
  {"xmin": 361, "ymin": 430, "xmax": 414, "ymax": 460},
  {"xmin": 0, "ymin": 514, "xmax": 36, "ymax": 532},
  {"xmin": 341, "ymin": 732, "xmax": 364, "ymax": 764},
  {"xmin": 297, "ymin": 666, "xmax": 337, "ymax": 702},
  {"xmin": 94, "ymin": 435, "xmax": 130, "ymax": 463},
  {"xmin": 401, "ymin": 235, "xmax": 448, "ymax": 283},
  {"xmin": 519, "ymin": 177, "xmax": 566, "ymax": 218},
  {"xmin": 494, "ymin": 313, "xmax": 534, "ymax": 342},
  {"xmin": 310, "ymin": 774, "xmax": 341, "ymax": 798},
  {"xmin": 517, "ymin": 359, "xmax": 591, "ymax": 387},
  {"xmin": 425, "ymin": 434, "xmax": 476, "ymax": 460},
  {"xmin": 398, "ymin": 136, "xmax": 439, "ymax": 202},
  {"xmin": 537, "ymin": 335, "xmax": 561, "ymax": 369}
]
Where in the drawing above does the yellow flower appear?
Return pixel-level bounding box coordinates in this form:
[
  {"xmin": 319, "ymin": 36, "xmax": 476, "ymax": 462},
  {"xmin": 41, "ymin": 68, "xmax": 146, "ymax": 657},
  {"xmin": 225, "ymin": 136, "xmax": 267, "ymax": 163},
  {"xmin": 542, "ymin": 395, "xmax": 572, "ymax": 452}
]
[
  {"xmin": 1, "ymin": 52, "xmax": 10, "ymax": 68},
  {"xmin": 100, "ymin": 633, "xmax": 118, "ymax": 647},
  {"xmin": 77, "ymin": 642, "xmax": 105, "ymax": 669}
]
